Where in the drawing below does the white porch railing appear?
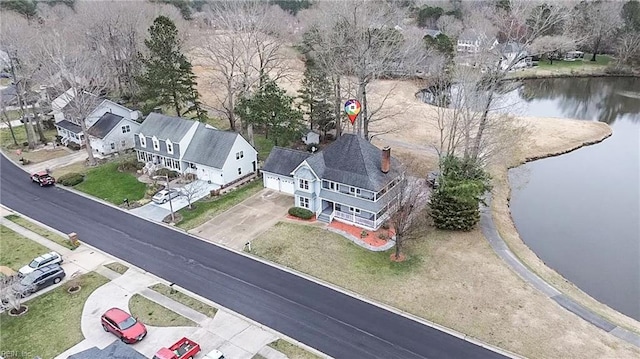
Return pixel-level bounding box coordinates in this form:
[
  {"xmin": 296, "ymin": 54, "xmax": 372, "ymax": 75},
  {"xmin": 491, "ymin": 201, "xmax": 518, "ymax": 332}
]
[{"xmin": 333, "ymin": 211, "xmax": 376, "ymax": 230}]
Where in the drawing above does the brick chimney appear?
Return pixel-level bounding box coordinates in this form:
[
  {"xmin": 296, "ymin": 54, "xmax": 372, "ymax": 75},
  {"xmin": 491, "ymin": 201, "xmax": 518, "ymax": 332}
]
[{"xmin": 381, "ymin": 146, "xmax": 391, "ymax": 173}]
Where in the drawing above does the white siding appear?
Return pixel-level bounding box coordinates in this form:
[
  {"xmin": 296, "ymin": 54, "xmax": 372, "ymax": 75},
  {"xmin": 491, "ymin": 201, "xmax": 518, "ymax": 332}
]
[
  {"xmin": 88, "ymin": 119, "xmax": 139, "ymax": 155},
  {"xmin": 221, "ymin": 136, "xmax": 257, "ymax": 184},
  {"xmin": 195, "ymin": 164, "xmax": 225, "ymax": 185}
]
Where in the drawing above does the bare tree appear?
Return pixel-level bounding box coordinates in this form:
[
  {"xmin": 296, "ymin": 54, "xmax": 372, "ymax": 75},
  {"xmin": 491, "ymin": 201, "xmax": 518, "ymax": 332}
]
[
  {"xmin": 0, "ymin": 274, "xmax": 31, "ymax": 314},
  {"xmin": 437, "ymin": 14, "xmax": 464, "ymax": 38},
  {"xmin": 530, "ymin": 35, "xmax": 576, "ymax": 64},
  {"xmin": 570, "ymin": 0, "xmax": 623, "ymax": 62},
  {"xmin": 0, "ymin": 87, "xmax": 19, "ymax": 147},
  {"xmin": 35, "ymin": 28, "xmax": 110, "ymax": 166},
  {"xmin": 197, "ymin": 1, "xmax": 294, "ymax": 132},
  {"xmin": 388, "ymin": 175, "xmax": 430, "ymax": 261},
  {"xmin": 615, "ymin": 32, "xmax": 640, "ymax": 66},
  {"xmin": 179, "ymin": 179, "xmax": 206, "ymax": 210}
]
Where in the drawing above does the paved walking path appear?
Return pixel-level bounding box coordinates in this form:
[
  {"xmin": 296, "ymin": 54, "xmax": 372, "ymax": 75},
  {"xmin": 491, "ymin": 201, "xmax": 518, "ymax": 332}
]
[
  {"xmin": 0, "ymin": 205, "xmax": 307, "ymax": 359},
  {"xmin": 480, "ymin": 197, "xmax": 640, "ymax": 347}
]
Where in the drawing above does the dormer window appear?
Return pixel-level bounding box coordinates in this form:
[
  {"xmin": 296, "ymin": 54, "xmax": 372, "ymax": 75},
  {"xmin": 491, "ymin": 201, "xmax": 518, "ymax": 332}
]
[
  {"xmin": 166, "ymin": 140, "xmax": 174, "ymax": 154},
  {"xmin": 139, "ymin": 134, "xmax": 146, "ymax": 147},
  {"xmin": 152, "ymin": 136, "xmax": 159, "ymax": 151}
]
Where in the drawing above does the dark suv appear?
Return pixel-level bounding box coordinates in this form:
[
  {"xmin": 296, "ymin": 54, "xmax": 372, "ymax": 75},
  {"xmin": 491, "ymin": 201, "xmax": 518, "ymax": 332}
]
[
  {"xmin": 13, "ymin": 264, "xmax": 66, "ymax": 297},
  {"xmin": 31, "ymin": 171, "xmax": 56, "ymax": 187}
]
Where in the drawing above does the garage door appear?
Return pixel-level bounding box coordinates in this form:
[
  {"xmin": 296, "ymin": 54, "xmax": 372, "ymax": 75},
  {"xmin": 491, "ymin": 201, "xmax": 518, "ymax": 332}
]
[
  {"xmin": 280, "ymin": 178, "xmax": 294, "ymax": 194},
  {"xmin": 264, "ymin": 175, "xmax": 280, "ymax": 191}
]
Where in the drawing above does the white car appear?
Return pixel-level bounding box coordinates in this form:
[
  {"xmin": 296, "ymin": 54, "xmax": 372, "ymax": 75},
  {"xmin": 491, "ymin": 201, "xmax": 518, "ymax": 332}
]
[
  {"xmin": 204, "ymin": 349, "xmax": 225, "ymax": 359},
  {"xmin": 152, "ymin": 189, "xmax": 181, "ymax": 204},
  {"xmin": 19, "ymin": 251, "xmax": 63, "ymax": 276}
]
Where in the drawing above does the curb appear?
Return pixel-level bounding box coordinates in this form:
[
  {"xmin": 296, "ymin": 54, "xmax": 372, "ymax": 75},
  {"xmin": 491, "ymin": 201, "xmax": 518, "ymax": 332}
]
[{"xmin": 2, "ymin": 153, "xmax": 519, "ymax": 358}]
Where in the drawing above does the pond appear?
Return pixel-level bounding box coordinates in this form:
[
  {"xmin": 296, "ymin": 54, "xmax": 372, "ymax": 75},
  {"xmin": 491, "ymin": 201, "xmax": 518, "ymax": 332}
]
[{"xmin": 505, "ymin": 77, "xmax": 640, "ymax": 321}]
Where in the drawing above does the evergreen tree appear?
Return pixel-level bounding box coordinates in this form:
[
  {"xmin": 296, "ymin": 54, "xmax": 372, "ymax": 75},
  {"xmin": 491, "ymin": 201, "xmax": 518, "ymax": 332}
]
[
  {"xmin": 429, "ymin": 155, "xmax": 491, "ymax": 231},
  {"xmin": 137, "ymin": 16, "xmax": 204, "ymax": 120},
  {"xmin": 298, "ymin": 61, "xmax": 335, "ymax": 138},
  {"xmin": 235, "ymin": 76, "xmax": 304, "ymax": 147}
]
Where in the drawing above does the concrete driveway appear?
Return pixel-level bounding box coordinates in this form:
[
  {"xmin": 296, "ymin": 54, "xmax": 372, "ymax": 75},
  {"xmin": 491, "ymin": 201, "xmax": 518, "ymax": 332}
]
[
  {"xmin": 189, "ymin": 189, "xmax": 292, "ymax": 250},
  {"xmin": 131, "ymin": 181, "xmax": 220, "ymax": 222}
]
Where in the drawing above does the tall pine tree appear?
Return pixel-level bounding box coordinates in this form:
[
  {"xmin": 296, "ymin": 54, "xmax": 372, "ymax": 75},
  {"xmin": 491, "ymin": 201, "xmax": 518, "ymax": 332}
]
[
  {"xmin": 137, "ymin": 16, "xmax": 205, "ymax": 120},
  {"xmin": 235, "ymin": 75, "xmax": 304, "ymax": 147},
  {"xmin": 298, "ymin": 60, "xmax": 335, "ymax": 139}
]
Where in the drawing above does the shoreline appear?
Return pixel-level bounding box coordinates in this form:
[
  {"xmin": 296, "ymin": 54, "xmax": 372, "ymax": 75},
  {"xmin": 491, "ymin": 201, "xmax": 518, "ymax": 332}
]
[{"xmin": 490, "ymin": 119, "xmax": 640, "ymax": 335}]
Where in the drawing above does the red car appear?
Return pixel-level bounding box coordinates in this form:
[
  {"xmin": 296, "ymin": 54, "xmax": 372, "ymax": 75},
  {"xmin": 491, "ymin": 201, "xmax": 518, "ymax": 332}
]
[
  {"xmin": 101, "ymin": 308, "xmax": 147, "ymax": 344},
  {"xmin": 30, "ymin": 171, "xmax": 55, "ymax": 187},
  {"xmin": 153, "ymin": 337, "xmax": 201, "ymax": 359}
]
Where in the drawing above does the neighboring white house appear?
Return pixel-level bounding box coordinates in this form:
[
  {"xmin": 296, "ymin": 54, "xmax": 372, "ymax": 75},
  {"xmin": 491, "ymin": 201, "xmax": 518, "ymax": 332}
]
[
  {"xmin": 86, "ymin": 112, "xmax": 141, "ymax": 155},
  {"xmin": 53, "ymin": 97, "xmax": 140, "ymax": 150},
  {"xmin": 456, "ymin": 30, "xmax": 498, "ymax": 53},
  {"xmin": 302, "ymin": 130, "xmax": 320, "ymax": 145},
  {"xmin": 134, "ymin": 113, "xmax": 257, "ymax": 186},
  {"xmin": 262, "ymin": 134, "xmax": 404, "ymax": 230},
  {"xmin": 499, "ymin": 42, "xmax": 533, "ymax": 70}
]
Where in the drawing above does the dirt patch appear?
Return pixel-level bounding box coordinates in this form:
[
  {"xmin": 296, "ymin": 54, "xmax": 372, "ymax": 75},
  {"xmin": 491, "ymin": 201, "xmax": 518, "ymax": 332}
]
[{"xmin": 253, "ymin": 222, "xmax": 639, "ymax": 358}]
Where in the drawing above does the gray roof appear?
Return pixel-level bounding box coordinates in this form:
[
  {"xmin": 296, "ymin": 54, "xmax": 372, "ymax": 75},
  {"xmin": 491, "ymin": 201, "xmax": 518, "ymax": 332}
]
[
  {"xmin": 425, "ymin": 29, "xmax": 442, "ymax": 38},
  {"xmin": 181, "ymin": 123, "xmax": 241, "ymax": 169},
  {"xmin": 56, "ymin": 120, "xmax": 82, "ymax": 133},
  {"xmin": 501, "ymin": 42, "xmax": 528, "ymax": 55},
  {"xmin": 304, "ymin": 134, "xmax": 402, "ymax": 192},
  {"xmin": 262, "ymin": 147, "xmax": 312, "ymax": 176},
  {"xmin": 138, "ymin": 112, "xmax": 196, "ymax": 142},
  {"xmin": 0, "ymin": 85, "xmax": 16, "ymax": 105},
  {"xmin": 87, "ymin": 112, "xmax": 124, "ymax": 139},
  {"xmin": 68, "ymin": 340, "xmax": 147, "ymax": 359}
]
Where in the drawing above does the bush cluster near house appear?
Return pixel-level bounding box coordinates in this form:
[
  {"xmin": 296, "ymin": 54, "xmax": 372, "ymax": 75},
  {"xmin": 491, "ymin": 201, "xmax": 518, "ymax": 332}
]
[
  {"xmin": 117, "ymin": 157, "xmax": 145, "ymax": 172},
  {"xmin": 429, "ymin": 155, "xmax": 491, "ymax": 231},
  {"xmin": 57, "ymin": 172, "xmax": 85, "ymax": 186},
  {"xmin": 153, "ymin": 167, "xmax": 180, "ymax": 179},
  {"xmin": 288, "ymin": 207, "xmax": 314, "ymax": 220}
]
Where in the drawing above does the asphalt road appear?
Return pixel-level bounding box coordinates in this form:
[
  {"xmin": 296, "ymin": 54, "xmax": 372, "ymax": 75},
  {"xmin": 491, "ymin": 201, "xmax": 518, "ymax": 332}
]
[{"xmin": 0, "ymin": 155, "xmax": 507, "ymax": 359}]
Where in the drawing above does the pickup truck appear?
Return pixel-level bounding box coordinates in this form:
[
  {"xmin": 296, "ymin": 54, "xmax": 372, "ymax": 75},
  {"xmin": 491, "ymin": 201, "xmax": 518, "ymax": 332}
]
[
  {"xmin": 203, "ymin": 349, "xmax": 225, "ymax": 359},
  {"xmin": 153, "ymin": 337, "xmax": 201, "ymax": 359}
]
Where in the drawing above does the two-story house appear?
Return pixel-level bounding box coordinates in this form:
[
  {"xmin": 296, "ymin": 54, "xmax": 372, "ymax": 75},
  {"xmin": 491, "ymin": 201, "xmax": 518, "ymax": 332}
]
[
  {"xmin": 262, "ymin": 134, "xmax": 404, "ymax": 230},
  {"xmin": 134, "ymin": 113, "xmax": 257, "ymax": 186},
  {"xmin": 498, "ymin": 42, "xmax": 532, "ymax": 71},
  {"xmin": 456, "ymin": 29, "xmax": 498, "ymax": 53},
  {"xmin": 54, "ymin": 98, "xmax": 140, "ymax": 154}
]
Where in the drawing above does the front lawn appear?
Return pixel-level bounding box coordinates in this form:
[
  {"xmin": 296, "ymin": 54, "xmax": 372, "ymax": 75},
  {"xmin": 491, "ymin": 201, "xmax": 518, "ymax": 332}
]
[
  {"xmin": 129, "ymin": 294, "xmax": 196, "ymax": 327},
  {"xmin": 4, "ymin": 214, "xmax": 77, "ymax": 250},
  {"xmin": 0, "ymin": 225, "xmax": 49, "ymax": 271},
  {"xmin": 0, "ymin": 272, "xmax": 109, "ymax": 359},
  {"xmin": 0, "ymin": 126, "xmax": 58, "ymax": 150},
  {"xmin": 74, "ymin": 162, "xmax": 146, "ymax": 205},
  {"xmin": 177, "ymin": 180, "xmax": 263, "ymax": 230},
  {"xmin": 150, "ymin": 283, "xmax": 217, "ymax": 317},
  {"xmin": 536, "ymin": 54, "xmax": 612, "ymax": 69},
  {"xmin": 268, "ymin": 339, "xmax": 323, "ymax": 359},
  {"xmin": 104, "ymin": 262, "xmax": 129, "ymax": 275}
]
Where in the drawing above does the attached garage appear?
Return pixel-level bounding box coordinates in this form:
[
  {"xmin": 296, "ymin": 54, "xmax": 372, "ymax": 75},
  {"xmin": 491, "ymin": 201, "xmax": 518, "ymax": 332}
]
[
  {"xmin": 261, "ymin": 147, "xmax": 311, "ymax": 195},
  {"xmin": 263, "ymin": 173, "xmax": 295, "ymax": 195}
]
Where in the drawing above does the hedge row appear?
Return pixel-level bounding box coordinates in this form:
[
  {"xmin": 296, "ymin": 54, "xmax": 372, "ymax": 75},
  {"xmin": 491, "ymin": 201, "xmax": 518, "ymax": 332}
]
[{"xmin": 288, "ymin": 207, "xmax": 314, "ymax": 220}]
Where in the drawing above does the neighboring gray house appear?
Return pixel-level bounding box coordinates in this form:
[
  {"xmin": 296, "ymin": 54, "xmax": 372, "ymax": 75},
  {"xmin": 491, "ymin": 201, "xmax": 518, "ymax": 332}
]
[
  {"xmin": 87, "ymin": 112, "xmax": 140, "ymax": 155},
  {"xmin": 425, "ymin": 29, "xmax": 442, "ymax": 38},
  {"xmin": 262, "ymin": 134, "xmax": 404, "ymax": 230},
  {"xmin": 134, "ymin": 113, "xmax": 257, "ymax": 186},
  {"xmin": 67, "ymin": 339, "xmax": 147, "ymax": 359}
]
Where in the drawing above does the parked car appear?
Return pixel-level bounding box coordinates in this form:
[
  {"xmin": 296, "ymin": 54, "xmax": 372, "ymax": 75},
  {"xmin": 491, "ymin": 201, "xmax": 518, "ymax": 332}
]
[
  {"xmin": 153, "ymin": 337, "xmax": 201, "ymax": 359},
  {"xmin": 13, "ymin": 264, "xmax": 65, "ymax": 297},
  {"xmin": 30, "ymin": 171, "xmax": 55, "ymax": 187},
  {"xmin": 204, "ymin": 349, "xmax": 225, "ymax": 359},
  {"xmin": 19, "ymin": 251, "xmax": 63, "ymax": 276},
  {"xmin": 152, "ymin": 189, "xmax": 181, "ymax": 204},
  {"xmin": 101, "ymin": 307, "xmax": 148, "ymax": 344}
]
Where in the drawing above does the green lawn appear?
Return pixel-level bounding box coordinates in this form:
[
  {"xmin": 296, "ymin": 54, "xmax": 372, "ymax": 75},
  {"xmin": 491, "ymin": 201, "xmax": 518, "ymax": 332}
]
[
  {"xmin": 0, "ymin": 225, "xmax": 49, "ymax": 271},
  {"xmin": 268, "ymin": 339, "xmax": 323, "ymax": 359},
  {"xmin": 150, "ymin": 283, "xmax": 217, "ymax": 317},
  {"xmin": 129, "ymin": 294, "xmax": 197, "ymax": 327},
  {"xmin": 4, "ymin": 214, "xmax": 77, "ymax": 250},
  {"xmin": 177, "ymin": 180, "xmax": 263, "ymax": 230},
  {"xmin": 0, "ymin": 272, "xmax": 109, "ymax": 359},
  {"xmin": 536, "ymin": 53, "xmax": 612, "ymax": 69},
  {"xmin": 74, "ymin": 162, "xmax": 147, "ymax": 205},
  {"xmin": 104, "ymin": 262, "xmax": 129, "ymax": 275},
  {"xmin": 254, "ymin": 133, "xmax": 275, "ymax": 161},
  {"xmin": 1, "ymin": 127, "xmax": 58, "ymax": 149}
]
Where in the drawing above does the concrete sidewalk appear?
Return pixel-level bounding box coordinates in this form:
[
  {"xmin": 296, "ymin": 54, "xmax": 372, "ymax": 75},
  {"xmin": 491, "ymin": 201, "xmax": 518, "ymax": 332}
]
[{"xmin": 1, "ymin": 206, "xmax": 310, "ymax": 359}]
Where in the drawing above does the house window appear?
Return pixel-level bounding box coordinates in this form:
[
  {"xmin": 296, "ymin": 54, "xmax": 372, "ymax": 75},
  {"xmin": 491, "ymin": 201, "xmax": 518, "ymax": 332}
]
[
  {"xmin": 299, "ymin": 179, "xmax": 309, "ymax": 190},
  {"xmin": 355, "ymin": 208, "xmax": 361, "ymax": 214},
  {"xmin": 299, "ymin": 197, "xmax": 309, "ymax": 209},
  {"xmin": 190, "ymin": 163, "xmax": 197, "ymax": 169},
  {"xmin": 110, "ymin": 143, "xmax": 115, "ymax": 150},
  {"xmin": 166, "ymin": 141, "xmax": 173, "ymax": 154},
  {"xmin": 121, "ymin": 125, "xmax": 130, "ymax": 133},
  {"xmin": 152, "ymin": 137, "xmax": 159, "ymax": 151},
  {"xmin": 240, "ymin": 151, "xmax": 243, "ymax": 158},
  {"xmin": 139, "ymin": 134, "xmax": 146, "ymax": 147},
  {"xmin": 121, "ymin": 140, "xmax": 126, "ymax": 147},
  {"xmin": 238, "ymin": 167, "xmax": 242, "ymax": 175},
  {"xmin": 236, "ymin": 151, "xmax": 244, "ymax": 159},
  {"xmin": 349, "ymin": 187, "xmax": 355, "ymax": 193}
]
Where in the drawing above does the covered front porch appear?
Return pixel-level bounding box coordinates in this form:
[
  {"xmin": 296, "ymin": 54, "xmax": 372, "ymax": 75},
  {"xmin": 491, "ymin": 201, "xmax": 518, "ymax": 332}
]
[
  {"xmin": 317, "ymin": 199, "xmax": 389, "ymax": 230},
  {"xmin": 55, "ymin": 120, "xmax": 84, "ymax": 146}
]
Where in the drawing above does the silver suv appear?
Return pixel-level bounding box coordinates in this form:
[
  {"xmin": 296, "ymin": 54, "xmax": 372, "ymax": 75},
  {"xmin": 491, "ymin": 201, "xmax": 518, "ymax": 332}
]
[{"xmin": 13, "ymin": 264, "xmax": 66, "ymax": 297}]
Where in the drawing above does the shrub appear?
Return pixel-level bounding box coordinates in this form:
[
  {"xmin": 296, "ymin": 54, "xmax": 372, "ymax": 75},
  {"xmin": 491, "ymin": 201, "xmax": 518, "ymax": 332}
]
[
  {"xmin": 118, "ymin": 158, "xmax": 143, "ymax": 172},
  {"xmin": 153, "ymin": 168, "xmax": 180, "ymax": 179},
  {"xmin": 378, "ymin": 233, "xmax": 388, "ymax": 240},
  {"xmin": 381, "ymin": 222, "xmax": 390, "ymax": 230},
  {"xmin": 22, "ymin": 141, "xmax": 29, "ymax": 147},
  {"xmin": 360, "ymin": 230, "xmax": 368, "ymax": 238},
  {"xmin": 55, "ymin": 135, "xmax": 63, "ymax": 144},
  {"xmin": 288, "ymin": 207, "xmax": 314, "ymax": 220},
  {"xmin": 58, "ymin": 172, "xmax": 84, "ymax": 186}
]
